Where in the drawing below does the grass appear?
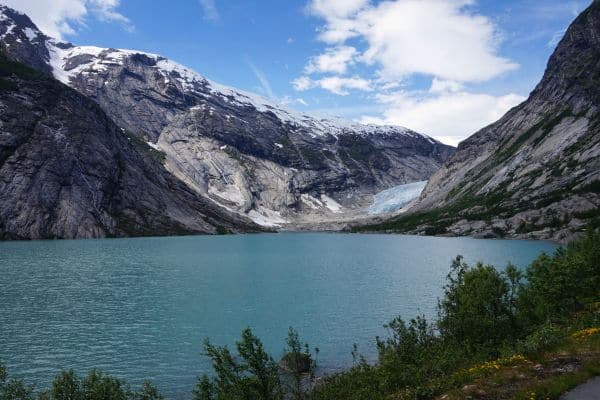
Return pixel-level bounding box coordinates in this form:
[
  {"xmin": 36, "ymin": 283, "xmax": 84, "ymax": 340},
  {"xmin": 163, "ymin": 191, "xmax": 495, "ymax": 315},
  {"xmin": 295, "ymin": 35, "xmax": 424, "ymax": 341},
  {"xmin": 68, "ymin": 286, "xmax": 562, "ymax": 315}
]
[{"xmin": 409, "ymin": 326, "xmax": 600, "ymax": 400}]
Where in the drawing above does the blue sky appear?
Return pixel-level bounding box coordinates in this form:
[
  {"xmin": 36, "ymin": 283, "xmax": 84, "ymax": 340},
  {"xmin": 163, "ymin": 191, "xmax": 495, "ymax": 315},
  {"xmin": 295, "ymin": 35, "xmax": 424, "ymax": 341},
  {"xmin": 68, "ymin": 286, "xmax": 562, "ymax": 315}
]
[{"xmin": 6, "ymin": 0, "xmax": 592, "ymax": 145}]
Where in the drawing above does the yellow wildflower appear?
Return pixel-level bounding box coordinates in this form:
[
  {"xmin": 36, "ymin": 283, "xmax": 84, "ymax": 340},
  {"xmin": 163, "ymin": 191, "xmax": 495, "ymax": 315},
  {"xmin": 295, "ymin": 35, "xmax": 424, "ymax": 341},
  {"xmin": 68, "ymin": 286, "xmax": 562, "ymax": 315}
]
[{"xmin": 571, "ymin": 327, "xmax": 600, "ymax": 341}]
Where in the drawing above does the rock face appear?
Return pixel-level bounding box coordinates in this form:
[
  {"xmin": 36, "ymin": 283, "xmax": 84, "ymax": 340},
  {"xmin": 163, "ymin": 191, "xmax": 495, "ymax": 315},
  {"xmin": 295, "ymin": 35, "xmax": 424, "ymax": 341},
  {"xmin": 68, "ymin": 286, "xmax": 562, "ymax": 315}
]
[
  {"xmin": 0, "ymin": 54, "xmax": 261, "ymax": 239},
  {"xmin": 403, "ymin": 2, "xmax": 600, "ymax": 242},
  {"xmin": 0, "ymin": 5, "xmax": 454, "ymax": 228}
]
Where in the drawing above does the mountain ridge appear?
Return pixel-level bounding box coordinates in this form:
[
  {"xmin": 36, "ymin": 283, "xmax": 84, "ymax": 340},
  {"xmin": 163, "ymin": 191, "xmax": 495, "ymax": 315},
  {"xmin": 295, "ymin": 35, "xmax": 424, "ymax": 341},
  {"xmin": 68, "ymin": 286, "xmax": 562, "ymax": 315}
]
[
  {"xmin": 355, "ymin": 1, "xmax": 600, "ymax": 243},
  {"xmin": 0, "ymin": 3, "xmax": 454, "ymax": 228},
  {"xmin": 0, "ymin": 3, "xmax": 454, "ymax": 236},
  {"xmin": 0, "ymin": 53, "xmax": 263, "ymax": 239}
]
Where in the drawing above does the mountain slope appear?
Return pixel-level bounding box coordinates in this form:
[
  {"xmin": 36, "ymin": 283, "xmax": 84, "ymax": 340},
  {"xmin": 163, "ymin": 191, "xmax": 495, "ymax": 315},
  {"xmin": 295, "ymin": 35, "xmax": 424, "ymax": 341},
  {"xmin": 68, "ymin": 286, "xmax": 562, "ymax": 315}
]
[
  {"xmin": 0, "ymin": 4, "xmax": 454, "ymax": 227},
  {"xmin": 0, "ymin": 53, "xmax": 261, "ymax": 239},
  {"xmin": 358, "ymin": 1, "xmax": 600, "ymax": 242}
]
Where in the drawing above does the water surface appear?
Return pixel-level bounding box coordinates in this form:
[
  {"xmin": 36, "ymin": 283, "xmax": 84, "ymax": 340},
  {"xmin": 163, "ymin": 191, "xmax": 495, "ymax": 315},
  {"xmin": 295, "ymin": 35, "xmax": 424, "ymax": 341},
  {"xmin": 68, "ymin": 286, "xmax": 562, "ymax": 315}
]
[{"xmin": 0, "ymin": 233, "xmax": 557, "ymax": 398}]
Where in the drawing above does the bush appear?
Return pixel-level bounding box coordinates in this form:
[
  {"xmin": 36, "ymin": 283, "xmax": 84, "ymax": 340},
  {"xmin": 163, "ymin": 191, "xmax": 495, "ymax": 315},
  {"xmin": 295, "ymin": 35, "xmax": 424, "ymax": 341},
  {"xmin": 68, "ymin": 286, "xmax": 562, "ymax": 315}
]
[
  {"xmin": 517, "ymin": 323, "xmax": 565, "ymax": 356},
  {"xmin": 437, "ymin": 257, "xmax": 516, "ymax": 350},
  {"xmin": 521, "ymin": 231, "xmax": 600, "ymax": 323},
  {"xmin": 197, "ymin": 328, "xmax": 283, "ymax": 400}
]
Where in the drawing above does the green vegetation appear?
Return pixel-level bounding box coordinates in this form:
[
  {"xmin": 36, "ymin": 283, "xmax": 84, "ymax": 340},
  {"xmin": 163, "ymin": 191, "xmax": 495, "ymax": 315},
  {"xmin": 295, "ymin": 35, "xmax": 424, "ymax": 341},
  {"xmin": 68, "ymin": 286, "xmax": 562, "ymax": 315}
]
[
  {"xmin": 1, "ymin": 232, "xmax": 598, "ymax": 399},
  {"xmin": 355, "ymin": 176, "xmax": 600, "ymax": 235},
  {"xmin": 0, "ymin": 367, "xmax": 163, "ymax": 400}
]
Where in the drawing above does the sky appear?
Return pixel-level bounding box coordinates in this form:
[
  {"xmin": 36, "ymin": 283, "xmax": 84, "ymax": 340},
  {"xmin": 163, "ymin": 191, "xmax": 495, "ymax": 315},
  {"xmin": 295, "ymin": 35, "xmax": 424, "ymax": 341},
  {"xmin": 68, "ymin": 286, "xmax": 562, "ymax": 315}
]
[{"xmin": 4, "ymin": 0, "xmax": 592, "ymax": 146}]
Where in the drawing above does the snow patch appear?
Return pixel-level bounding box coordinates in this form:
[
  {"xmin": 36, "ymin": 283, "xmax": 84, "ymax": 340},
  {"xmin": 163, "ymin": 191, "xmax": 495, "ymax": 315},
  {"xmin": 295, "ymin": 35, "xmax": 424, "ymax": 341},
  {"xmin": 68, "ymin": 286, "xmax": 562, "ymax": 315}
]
[
  {"xmin": 368, "ymin": 181, "xmax": 427, "ymax": 214},
  {"xmin": 321, "ymin": 195, "xmax": 342, "ymax": 213},
  {"xmin": 23, "ymin": 27, "xmax": 37, "ymax": 41},
  {"xmin": 300, "ymin": 194, "xmax": 324, "ymax": 210},
  {"xmin": 247, "ymin": 208, "xmax": 287, "ymax": 227},
  {"xmin": 147, "ymin": 142, "xmax": 161, "ymax": 151},
  {"xmin": 41, "ymin": 41, "xmax": 418, "ymax": 139}
]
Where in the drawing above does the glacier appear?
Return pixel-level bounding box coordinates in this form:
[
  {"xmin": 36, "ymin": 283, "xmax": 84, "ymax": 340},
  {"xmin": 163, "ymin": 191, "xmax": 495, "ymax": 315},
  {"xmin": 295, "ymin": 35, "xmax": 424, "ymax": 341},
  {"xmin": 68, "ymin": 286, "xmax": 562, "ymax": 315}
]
[{"xmin": 368, "ymin": 181, "xmax": 428, "ymax": 215}]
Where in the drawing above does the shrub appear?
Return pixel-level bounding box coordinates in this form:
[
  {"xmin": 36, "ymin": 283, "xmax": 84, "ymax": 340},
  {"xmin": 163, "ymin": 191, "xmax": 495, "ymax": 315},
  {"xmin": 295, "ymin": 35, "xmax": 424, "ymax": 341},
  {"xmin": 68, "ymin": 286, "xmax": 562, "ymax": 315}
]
[
  {"xmin": 437, "ymin": 257, "xmax": 515, "ymax": 350},
  {"xmin": 198, "ymin": 328, "xmax": 282, "ymax": 400},
  {"xmin": 517, "ymin": 323, "xmax": 565, "ymax": 356}
]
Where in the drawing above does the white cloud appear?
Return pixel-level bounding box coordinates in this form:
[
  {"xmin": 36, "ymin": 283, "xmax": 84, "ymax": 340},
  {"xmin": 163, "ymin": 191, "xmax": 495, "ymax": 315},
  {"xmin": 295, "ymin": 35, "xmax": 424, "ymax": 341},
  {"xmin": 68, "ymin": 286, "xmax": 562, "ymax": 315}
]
[
  {"xmin": 297, "ymin": 0, "xmax": 525, "ymax": 144},
  {"xmin": 292, "ymin": 76, "xmax": 315, "ymax": 91},
  {"xmin": 319, "ymin": 76, "xmax": 372, "ymax": 95},
  {"xmin": 3, "ymin": 0, "xmax": 131, "ymax": 39},
  {"xmin": 307, "ymin": 0, "xmax": 369, "ymax": 18},
  {"xmin": 305, "ymin": 46, "xmax": 357, "ymax": 74},
  {"xmin": 199, "ymin": 0, "xmax": 219, "ymax": 22},
  {"xmin": 362, "ymin": 91, "xmax": 526, "ymax": 146},
  {"xmin": 293, "ymin": 75, "xmax": 372, "ymax": 95},
  {"xmin": 306, "ymin": 0, "xmax": 518, "ymax": 82},
  {"xmin": 429, "ymin": 78, "xmax": 463, "ymax": 94}
]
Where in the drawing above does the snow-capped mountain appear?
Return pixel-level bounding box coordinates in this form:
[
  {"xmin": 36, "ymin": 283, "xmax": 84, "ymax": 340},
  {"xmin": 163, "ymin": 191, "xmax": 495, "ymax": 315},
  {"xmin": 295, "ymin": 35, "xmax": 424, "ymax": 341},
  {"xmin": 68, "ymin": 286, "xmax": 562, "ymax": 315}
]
[{"xmin": 0, "ymin": 4, "xmax": 454, "ymax": 230}]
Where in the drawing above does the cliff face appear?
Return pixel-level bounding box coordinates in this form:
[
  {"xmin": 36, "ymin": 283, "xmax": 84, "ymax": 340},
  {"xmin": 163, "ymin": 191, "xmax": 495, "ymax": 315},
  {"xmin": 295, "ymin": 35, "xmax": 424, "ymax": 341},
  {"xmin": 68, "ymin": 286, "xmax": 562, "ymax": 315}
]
[
  {"xmin": 361, "ymin": 2, "xmax": 600, "ymax": 242},
  {"xmin": 0, "ymin": 55, "xmax": 262, "ymax": 239},
  {"xmin": 0, "ymin": 5, "xmax": 454, "ymax": 228}
]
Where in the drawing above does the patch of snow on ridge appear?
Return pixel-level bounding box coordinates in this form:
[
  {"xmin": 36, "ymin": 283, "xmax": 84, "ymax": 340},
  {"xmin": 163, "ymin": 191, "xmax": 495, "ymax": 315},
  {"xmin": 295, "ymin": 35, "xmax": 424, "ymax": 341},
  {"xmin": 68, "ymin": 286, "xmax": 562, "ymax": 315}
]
[
  {"xmin": 368, "ymin": 181, "xmax": 427, "ymax": 215},
  {"xmin": 42, "ymin": 41, "xmax": 417, "ymax": 139},
  {"xmin": 23, "ymin": 27, "xmax": 37, "ymax": 41}
]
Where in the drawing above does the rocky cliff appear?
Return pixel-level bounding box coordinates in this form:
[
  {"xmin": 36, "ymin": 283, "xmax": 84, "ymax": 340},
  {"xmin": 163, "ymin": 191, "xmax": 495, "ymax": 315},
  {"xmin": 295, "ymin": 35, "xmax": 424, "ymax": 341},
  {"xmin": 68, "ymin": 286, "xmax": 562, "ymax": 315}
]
[
  {"xmin": 0, "ymin": 4, "xmax": 454, "ymax": 229},
  {"xmin": 0, "ymin": 53, "xmax": 262, "ymax": 239},
  {"xmin": 359, "ymin": 1, "xmax": 600, "ymax": 242}
]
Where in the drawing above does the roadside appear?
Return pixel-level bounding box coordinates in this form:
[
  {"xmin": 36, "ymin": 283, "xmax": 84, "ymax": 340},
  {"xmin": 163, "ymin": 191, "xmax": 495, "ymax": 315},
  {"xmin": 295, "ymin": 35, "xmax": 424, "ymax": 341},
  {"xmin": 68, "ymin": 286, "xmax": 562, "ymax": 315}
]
[{"xmin": 561, "ymin": 377, "xmax": 600, "ymax": 400}]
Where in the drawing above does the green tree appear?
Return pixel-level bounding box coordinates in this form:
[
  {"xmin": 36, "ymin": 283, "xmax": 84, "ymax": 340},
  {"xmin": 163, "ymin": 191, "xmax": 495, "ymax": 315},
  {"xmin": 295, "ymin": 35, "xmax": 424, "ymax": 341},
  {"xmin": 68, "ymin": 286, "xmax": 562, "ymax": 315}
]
[
  {"xmin": 0, "ymin": 360, "xmax": 34, "ymax": 400},
  {"xmin": 81, "ymin": 370, "xmax": 129, "ymax": 400},
  {"xmin": 192, "ymin": 375, "xmax": 214, "ymax": 400},
  {"xmin": 437, "ymin": 256, "xmax": 514, "ymax": 350},
  {"xmin": 523, "ymin": 231, "xmax": 600, "ymax": 322},
  {"xmin": 134, "ymin": 381, "xmax": 163, "ymax": 400},
  {"xmin": 281, "ymin": 327, "xmax": 312, "ymax": 400},
  {"xmin": 199, "ymin": 328, "xmax": 282, "ymax": 400},
  {"xmin": 49, "ymin": 370, "xmax": 81, "ymax": 400}
]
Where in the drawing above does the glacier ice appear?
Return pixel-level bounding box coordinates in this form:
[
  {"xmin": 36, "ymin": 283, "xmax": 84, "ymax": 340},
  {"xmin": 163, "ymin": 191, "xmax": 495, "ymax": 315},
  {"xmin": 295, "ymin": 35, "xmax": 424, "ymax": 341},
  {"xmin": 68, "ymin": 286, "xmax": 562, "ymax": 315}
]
[{"xmin": 368, "ymin": 181, "xmax": 427, "ymax": 215}]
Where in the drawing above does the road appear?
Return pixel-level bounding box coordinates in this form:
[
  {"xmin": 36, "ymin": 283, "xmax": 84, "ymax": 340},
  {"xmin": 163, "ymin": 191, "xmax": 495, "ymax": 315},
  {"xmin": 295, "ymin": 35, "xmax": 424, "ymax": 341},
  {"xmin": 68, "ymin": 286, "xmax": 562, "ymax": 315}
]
[{"xmin": 561, "ymin": 377, "xmax": 600, "ymax": 400}]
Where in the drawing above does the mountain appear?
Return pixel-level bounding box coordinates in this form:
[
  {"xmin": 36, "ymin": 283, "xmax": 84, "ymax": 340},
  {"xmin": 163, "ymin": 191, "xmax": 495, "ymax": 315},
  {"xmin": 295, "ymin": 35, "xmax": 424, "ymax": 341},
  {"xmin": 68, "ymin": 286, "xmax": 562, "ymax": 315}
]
[
  {"xmin": 0, "ymin": 52, "xmax": 263, "ymax": 239},
  {"xmin": 358, "ymin": 1, "xmax": 600, "ymax": 242},
  {"xmin": 0, "ymin": 4, "xmax": 454, "ymax": 229}
]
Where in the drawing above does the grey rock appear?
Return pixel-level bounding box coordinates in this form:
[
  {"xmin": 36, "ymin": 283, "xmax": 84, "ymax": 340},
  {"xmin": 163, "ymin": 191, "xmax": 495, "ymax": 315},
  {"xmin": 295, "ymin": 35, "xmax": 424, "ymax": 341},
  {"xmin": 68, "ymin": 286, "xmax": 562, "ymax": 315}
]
[
  {"xmin": 409, "ymin": 2, "xmax": 600, "ymax": 243},
  {"xmin": 0, "ymin": 55, "xmax": 262, "ymax": 239}
]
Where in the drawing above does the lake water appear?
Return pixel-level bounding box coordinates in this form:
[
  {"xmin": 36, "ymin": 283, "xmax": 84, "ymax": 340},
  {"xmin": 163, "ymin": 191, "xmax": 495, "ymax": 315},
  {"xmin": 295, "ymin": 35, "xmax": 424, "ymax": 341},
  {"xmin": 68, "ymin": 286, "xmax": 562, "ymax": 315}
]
[{"xmin": 0, "ymin": 233, "xmax": 557, "ymax": 398}]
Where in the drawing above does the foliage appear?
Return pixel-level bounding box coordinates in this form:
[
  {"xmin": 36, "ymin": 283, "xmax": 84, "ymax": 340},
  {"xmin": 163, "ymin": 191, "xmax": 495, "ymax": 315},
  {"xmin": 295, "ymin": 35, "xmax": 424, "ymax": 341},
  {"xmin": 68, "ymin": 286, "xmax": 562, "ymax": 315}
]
[
  {"xmin": 281, "ymin": 327, "xmax": 313, "ymax": 400},
  {"xmin": 517, "ymin": 323, "xmax": 565, "ymax": 356},
  {"xmin": 437, "ymin": 257, "xmax": 515, "ymax": 350},
  {"xmin": 520, "ymin": 231, "xmax": 600, "ymax": 324},
  {"xmin": 198, "ymin": 328, "xmax": 282, "ymax": 400}
]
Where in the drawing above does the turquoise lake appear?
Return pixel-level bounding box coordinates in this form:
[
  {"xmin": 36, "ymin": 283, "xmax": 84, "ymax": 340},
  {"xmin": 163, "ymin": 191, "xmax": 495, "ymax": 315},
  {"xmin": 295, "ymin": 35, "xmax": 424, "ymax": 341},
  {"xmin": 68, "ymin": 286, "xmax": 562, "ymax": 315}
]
[{"xmin": 0, "ymin": 233, "xmax": 557, "ymax": 398}]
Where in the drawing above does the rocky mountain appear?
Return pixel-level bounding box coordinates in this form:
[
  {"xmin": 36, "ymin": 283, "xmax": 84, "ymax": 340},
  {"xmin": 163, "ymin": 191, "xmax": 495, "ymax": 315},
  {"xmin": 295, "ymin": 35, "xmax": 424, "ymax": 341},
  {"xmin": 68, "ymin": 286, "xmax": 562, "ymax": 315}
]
[
  {"xmin": 359, "ymin": 1, "xmax": 600, "ymax": 242},
  {"xmin": 0, "ymin": 51, "xmax": 263, "ymax": 239},
  {"xmin": 0, "ymin": 4, "xmax": 454, "ymax": 229}
]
